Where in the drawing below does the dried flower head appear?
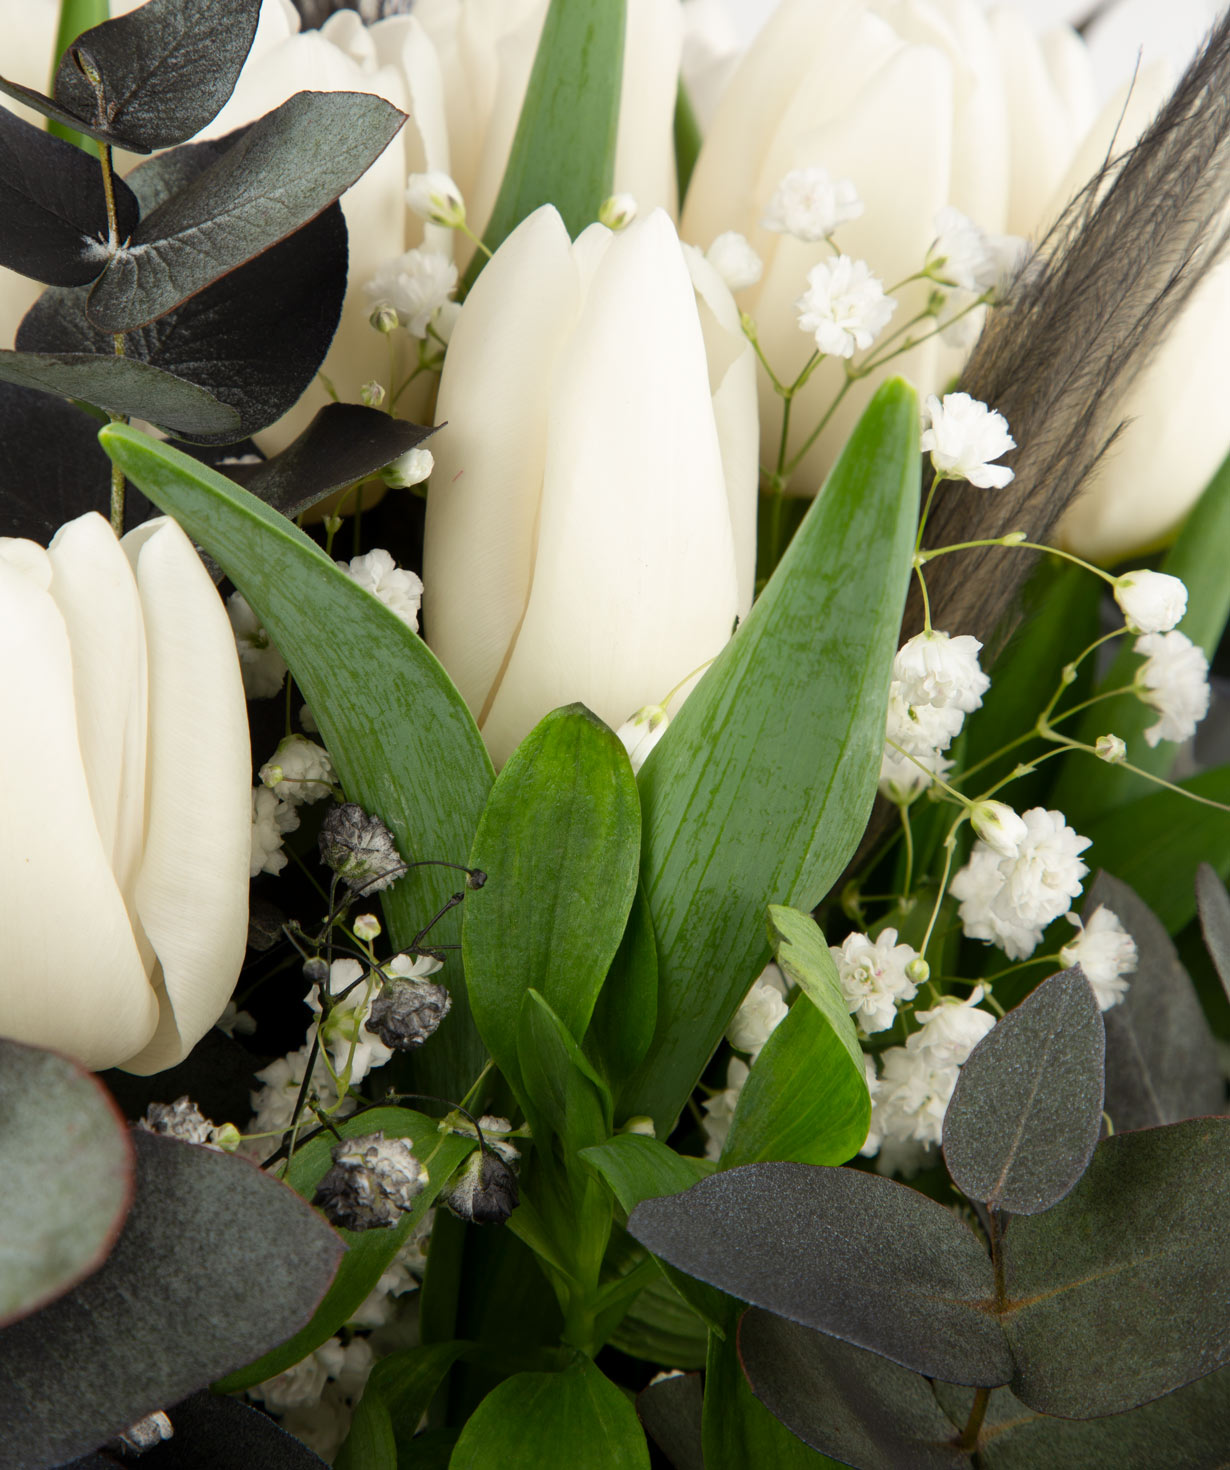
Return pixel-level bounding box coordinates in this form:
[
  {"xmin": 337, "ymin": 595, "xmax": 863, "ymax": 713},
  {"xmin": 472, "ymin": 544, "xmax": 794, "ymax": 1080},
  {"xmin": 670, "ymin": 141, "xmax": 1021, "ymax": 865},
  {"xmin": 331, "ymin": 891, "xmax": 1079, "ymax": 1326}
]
[
  {"xmin": 367, "ymin": 971, "xmax": 452, "ymax": 1050},
  {"xmin": 442, "ymin": 1148, "xmax": 520, "ymax": 1224},
  {"xmin": 319, "ymin": 803, "xmax": 404, "ymax": 895},
  {"xmin": 138, "ymin": 1096, "xmax": 226, "ymax": 1151},
  {"xmin": 313, "ymin": 1133, "xmax": 428, "ymax": 1232}
]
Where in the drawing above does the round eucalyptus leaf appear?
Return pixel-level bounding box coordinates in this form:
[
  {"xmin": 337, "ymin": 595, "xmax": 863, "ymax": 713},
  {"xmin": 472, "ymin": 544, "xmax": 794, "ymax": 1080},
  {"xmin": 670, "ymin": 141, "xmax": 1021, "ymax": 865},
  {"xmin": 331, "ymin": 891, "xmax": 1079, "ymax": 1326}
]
[{"xmin": 0, "ymin": 1038, "xmax": 134, "ymax": 1327}]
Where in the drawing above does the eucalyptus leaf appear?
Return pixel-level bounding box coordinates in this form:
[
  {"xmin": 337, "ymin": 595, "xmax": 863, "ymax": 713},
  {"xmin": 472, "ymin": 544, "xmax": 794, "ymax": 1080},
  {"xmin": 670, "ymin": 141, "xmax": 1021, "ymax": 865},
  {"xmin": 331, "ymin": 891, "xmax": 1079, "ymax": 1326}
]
[
  {"xmin": 628, "ymin": 1161, "xmax": 1011, "ymax": 1386},
  {"xmin": 0, "ymin": 103, "xmax": 138, "ymax": 285},
  {"xmin": 1001, "ymin": 1117, "xmax": 1230, "ymax": 1417},
  {"xmin": 624, "ymin": 380, "xmax": 919, "ymax": 1135},
  {"xmin": 53, "ymin": 0, "xmax": 261, "ymax": 150},
  {"xmin": 1087, "ymin": 871, "xmax": 1225, "ymax": 1130},
  {"xmin": 88, "ymin": 91, "xmax": 405, "ymax": 332},
  {"xmin": 47, "ymin": 0, "xmax": 110, "ymax": 155},
  {"xmin": 0, "ymin": 381, "xmax": 112, "ymax": 541},
  {"xmin": 97, "ymin": 426, "xmax": 494, "ymax": 1096},
  {"xmin": 334, "ymin": 1382, "xmax": 396, "ymax": 1470},
  {"xmin": 464, "ymin": 704, "xmax": 640, "ymax": 1100},
  {"xmin": 0, "ymin": 1039, "xmax": 133, "ymax": 1327},
  {"xmin": 720, "ymin": 989, "xmax": 871, "ymax": 1169},
  {"xmin": 1196, "ymin": 861, "xmax": 1230, "ymax": 1004},
  {"xmin": 0, "ymin": 349, "xmax": 240, "ymax": 435},
  {"xmin": 466, "ymin": 0, "xmax": 625, "ymax": 280},
  {"xmin": 942, "ymin": 969, "xmax": 1104, "ymax": 1215},
  {"xmin": 21, "ymin": 136, "xmax": 350, "ymax": 443},
  {"xmin": 449, "ymin": 1356, "xmax": 650, "ymax": 1470},
  {"xmin": 0, "ymin": 73, "xmax": 130, "ymax": 151},
  {"xmin": 636, "ymin": 1371, "xmax": 705, "ymax": 1470},
  {"xmin": 738, "ymin": 1310, "xmax": 969, "ymax": 1470},
  {"xmin": 215, "ymin": 1108, "xmax": 474, "ymax": 1393},
  {"xmin": 0, "ymin": 1132, "xmax": 343, "ymax": 1468}
]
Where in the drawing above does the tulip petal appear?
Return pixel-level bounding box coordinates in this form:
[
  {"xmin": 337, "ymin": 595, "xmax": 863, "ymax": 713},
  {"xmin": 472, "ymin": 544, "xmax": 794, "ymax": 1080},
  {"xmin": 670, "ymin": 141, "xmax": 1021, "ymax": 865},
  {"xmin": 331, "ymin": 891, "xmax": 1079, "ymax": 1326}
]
[
  {"xmin": 119, "ymin": 519, "xmax": 250, "ymax": 1074},
  {"xmin": 424, "ymin": 205, "xmax": 580, "ymax": 719},
  {"xmin": 481, "ymin": 209, "xmax": 740, "ymax": 765},
  {"xmin": 0, "ymin": 558, "xmax": 158, "ymax": 1070},
  {"xmin": 617, "ymin": 0, "xmax": 685, "ymax": 217}
]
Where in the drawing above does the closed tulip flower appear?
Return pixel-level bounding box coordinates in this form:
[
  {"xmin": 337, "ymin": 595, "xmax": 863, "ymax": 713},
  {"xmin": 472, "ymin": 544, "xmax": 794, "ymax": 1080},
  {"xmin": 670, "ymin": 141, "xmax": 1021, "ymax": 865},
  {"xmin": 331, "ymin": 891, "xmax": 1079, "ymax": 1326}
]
[
  {"xmin": 423, "ymin": 205, "xmax": 758, "ymax": 767},
  {"xmin": 0, "ymin": 513, "xmax": 250, "ymax": 1073}
]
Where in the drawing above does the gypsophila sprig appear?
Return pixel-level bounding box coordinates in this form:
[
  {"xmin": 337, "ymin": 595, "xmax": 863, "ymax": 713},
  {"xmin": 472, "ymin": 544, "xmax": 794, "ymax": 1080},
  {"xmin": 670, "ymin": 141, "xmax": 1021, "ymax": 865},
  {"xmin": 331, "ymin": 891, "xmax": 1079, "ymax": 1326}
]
[
  {"xmin": 338, "ymin": 549, "xmax": 423, "ymax": 632},
  {"xmin": 319, "ymin": 803, "xmax": 404, "ymax": 895},
  {"xmin": 921, "ymin": 392, "xmax": 1015, "ymax": 488},
  {"xmin": 1059, "ymin": 907, "xmax": 1138, "ymax": 1010},
  {"xmin": 831, "ymin": 929, "xmax": 921, "ymax": 1034},
  {"xmin": 893, "ymin": 630, "xmax": 991, "ymax": 713},
  {"xmin": 312, "ymin": 1133, "xmax": 428, "ymax": 1232},
  {"xmin": 308, "ymin": 959, "xmax": 394, "ymax": 1085},
  {"xmin": 726, "ymin": 970, "xmax": 790, "ymax": 1056},
  {"xmin": 706, "ymin": 231, "xmax": 763, "ymax": 292},
  {"xmin": 364, "ymin": 248, "xmax": 457, "ymax": 338},
  {"xmin": 366, "ymin": 954, "xmax": 451, "ymax": 1050},
  {"xmin": 1096, "ymin": 734, "xmax": 1128, "ymax": 763},
  {"xmin": 382, "ymin": 446, "xmax": 434, "ymax": 489},
  {"xmin": 1114, "ymin": 569, "xmax": 1189, "ymax": 633},
  {"xmin": 925, "ymin": 206, "xmax": 1000, "ymax": 292},
  {"xmin": 227, "ymin": 592, "xmax": 287, "ymax": 699},
  {"xmin": 260, "ymin": 735, "xmax": 335, "ymax": 805},
  {"xmin": 251, "ymin": 788, "xmax": 300, "ymax": 877},
  {"xmin": 1134, "ymin": 631, "xmax": 1211, "ymax": 746},
  {"xmin": 796, "ymin": 255, "xmax": 896, "ymax": 358},
  {"xmin": 763, "ymin": 165, "xmax": 863, "ymax": 241}
]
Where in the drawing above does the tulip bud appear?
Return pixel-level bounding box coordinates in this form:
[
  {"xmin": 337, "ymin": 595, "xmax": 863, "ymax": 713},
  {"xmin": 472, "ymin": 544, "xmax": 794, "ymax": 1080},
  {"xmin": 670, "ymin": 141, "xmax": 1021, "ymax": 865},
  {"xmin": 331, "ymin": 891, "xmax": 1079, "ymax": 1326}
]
[
  {"xmin": 313, "ymin": 1133, "xmax": 428, "ymax": 1232},
  {"xmin": 319, "ymin": 803, "xmax": 404, "ymax": 895}
]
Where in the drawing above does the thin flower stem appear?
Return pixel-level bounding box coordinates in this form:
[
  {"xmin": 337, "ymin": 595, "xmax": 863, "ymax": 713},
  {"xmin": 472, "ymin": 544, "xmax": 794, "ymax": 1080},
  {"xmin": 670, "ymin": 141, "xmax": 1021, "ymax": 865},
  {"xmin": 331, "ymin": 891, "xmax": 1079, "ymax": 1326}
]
[
  {"xmin": 884, "ymin": 737, "xmax": 971, "ymax": 809},
  {"xmin": 782, "ymin": 376, "xmax": 852, "ymax": 478},
  {"xmin": 899, "ymin": 805, "xmax": 915, "ymax": 900},
  {"xmin": 914, "ymin": 559, "xmax": 934, "ymax": 633},
  {"xmin": 919, "ymin": 537, "xmax": 1117, "ymax": 588},
  {"xmin": 742, "ymin": 315, "xmax": 790, "ymax": 396},
  {"xmin": 458, "ymin": 221, "xmax": 492, "ymax": 260},
  {"xmin": 914, "ymin": 478, "xmax": 943, "ymax": 555},
  {"xmin": 919, "ymin": 818, "xmax": 965, "ymax": 967},
  {"xmin": 97, "ymin": 143, "xmax": 130, "ymax": 534},
  {"xmin": 1040, "ymin": 731, "xmax": 1230, "ymax": 813}
]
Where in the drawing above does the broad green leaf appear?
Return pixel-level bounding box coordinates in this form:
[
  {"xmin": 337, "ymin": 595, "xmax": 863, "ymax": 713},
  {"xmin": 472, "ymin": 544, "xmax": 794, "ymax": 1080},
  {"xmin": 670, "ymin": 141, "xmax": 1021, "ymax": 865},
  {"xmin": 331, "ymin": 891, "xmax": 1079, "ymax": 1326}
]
[
  {"xmin": 766, "ymin": 907, "xmax": 861, "ymax": 1063},
  {"xmin": 942, "ymin": 970, "xmax": 1104, "ymax": 1216},
  {"xmin": 89, "ymin": 92, "xmax": 405, "ymax": 331},
  {"xmin": 624, "ymin": 380, "xmax": 919, "ymax": 1134},
  {"xmin": 674, "ymin": 81, "xmax": 701, "ymax": 205},
  {"xmin": 1078, "ymin": 763, "xmax": 1230, "ymax": 932},
  {"xmin": 335, "ymin": 1382, "xmax": 396, "ymax": 1470},
  {"xmin": 1001, "ymin": 1117, "xmax": 1230, "ymax": 1418},
  {"xmin": 464, "ymin": 705, "xmax": 640, "ymax": 1100},
  {"xmin": 1089, "ymin": 871, "xmax": 1223, "ymax": 1130},
  {"xmin": 721, "ymin": 992, "xmax": 871, "ymax": 1169},
  {"xmin": 1196, "ymin": 861, "xmax": 1230, "ymax": 1004},
  {"xmin": 586, "ymin": 882, "xmax": 658, "ymax": 1088},
  {"xmin": 518, "ymin": 989, "xmax": 613, "ymax": 1155},
  {"xmin": 0, "ymin": 1040, "xmax": 133, "ymax": 1326},
  {"xmin": 366, "ymin": 1341, "xmax": 469, "ymax": 1450},
  {"xmin": 608, "ymin": 1264, "xmax": 708, "ymax": 1369},
  {"xmin": 1051, "ymin": 447, "xmax": 1230, "ymax": 827},
  {"xmin": 0, "ymin": 1133, "xmax": 343, "ymax": 1469},
  {"xmin": 465, "ymin": 0, "xmax": 625, "ymax": 282},
  {"xmin": 628, "ymin": 1161, "xmax": 1011, "ymax": 1387},
  {"xmin": 449, "ymin": 1356, "xmax": 650, "ymax": 1470},
  {"xmin": 98, "ymin": 426, "xmax": 494, "ymax": 1097},
  {"xmin": 214, "ymin": 1109, "xmax": 474, "ymax": 1393}
]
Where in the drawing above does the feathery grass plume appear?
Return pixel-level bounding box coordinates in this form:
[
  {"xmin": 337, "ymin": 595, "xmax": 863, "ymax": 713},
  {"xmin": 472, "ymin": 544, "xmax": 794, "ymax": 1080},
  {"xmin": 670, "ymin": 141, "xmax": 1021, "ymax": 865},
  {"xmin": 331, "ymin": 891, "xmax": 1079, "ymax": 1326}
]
[{"xmin": 911, "ymin": 10, "xmax": 1230, "ymax": 649}]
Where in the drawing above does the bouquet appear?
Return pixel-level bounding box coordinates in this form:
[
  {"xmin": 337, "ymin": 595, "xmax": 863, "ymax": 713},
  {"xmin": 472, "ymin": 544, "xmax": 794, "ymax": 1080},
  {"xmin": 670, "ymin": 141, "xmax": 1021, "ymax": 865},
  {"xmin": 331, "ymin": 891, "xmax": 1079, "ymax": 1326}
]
[{"xmin": 2, "ymin": 1, "xmax": 1229, "ymax": 1465}]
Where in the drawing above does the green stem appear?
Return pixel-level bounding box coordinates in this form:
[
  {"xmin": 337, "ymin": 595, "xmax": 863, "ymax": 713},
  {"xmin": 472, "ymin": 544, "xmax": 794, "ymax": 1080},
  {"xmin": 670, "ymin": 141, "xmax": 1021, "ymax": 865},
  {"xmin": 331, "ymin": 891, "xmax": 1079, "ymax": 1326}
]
[{"xmin": 98, "ymin": 142, "xmax": 129, "ymax": 534}]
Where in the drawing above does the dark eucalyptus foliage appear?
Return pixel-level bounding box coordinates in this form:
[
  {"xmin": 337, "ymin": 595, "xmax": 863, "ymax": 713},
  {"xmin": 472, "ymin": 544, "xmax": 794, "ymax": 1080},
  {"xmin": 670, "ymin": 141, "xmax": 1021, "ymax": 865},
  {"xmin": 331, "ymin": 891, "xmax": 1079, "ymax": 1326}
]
[{"xmin": 629, "ymin": 948, "xmax": 1230, "ymax": 1466}]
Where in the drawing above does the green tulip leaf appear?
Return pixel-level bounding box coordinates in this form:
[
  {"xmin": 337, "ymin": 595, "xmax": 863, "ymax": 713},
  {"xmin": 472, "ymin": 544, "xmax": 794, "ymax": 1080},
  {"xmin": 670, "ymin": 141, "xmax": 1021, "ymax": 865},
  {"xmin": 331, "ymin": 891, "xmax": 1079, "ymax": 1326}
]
[
  {"xmin": 623, "ymin": 379, "xmax": 920, "ymax": 1134},
  {"xmin": 1001, "ymin": 1117, "xmax": 1230, "ymax": 1418},
  {"xmin": 364, "ymin": 1341, "xmax": 470, "ymax": 1453},
  {"xmin": 334, "ymin": 1382, "xmax": 396, "ymax": 1470},
  {"xmin": 518, "ymin": 988, "xmax": 613, "ymax": 1156},
  {"xmin": 449, "ymin": 1355, "xmax": 650, "ymax": 1470},
  {"xmin": 586, "ymin": 881, "xmax": 658, "ymax": 1088},
  {"xmin": 97, "ymin": 425, "xmax": 494, "ymax": 1098},
  {"xmin": 464, "ymin": 704, "xmax": 640, "ymax": 1101},
  {"xmin": 0, "ymin": 1039, "xmax": 134, "ymax": 1327},
  {"xmin": 466, "ymin": 0, "xmax": 625, "ymax": 282},
  {"xmin": 215, "ymin": 1108, "xmax": 474, "ymax": 1393}
]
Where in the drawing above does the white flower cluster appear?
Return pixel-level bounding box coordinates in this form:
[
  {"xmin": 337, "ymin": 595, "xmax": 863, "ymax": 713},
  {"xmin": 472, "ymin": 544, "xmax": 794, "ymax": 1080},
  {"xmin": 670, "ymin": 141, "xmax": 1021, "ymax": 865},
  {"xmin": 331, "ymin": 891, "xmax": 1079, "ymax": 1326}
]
[
  {"xmin": 725, "ymin": 966, "xmax": 790, "ymax": 1056},
  {"xmin": 700, "ymin": 1056, "xmax": 749, "ymax": 1162},
  {"xmin": 763, "ymin": 165, "xmax": 863, "ymax": 242},
  {"xmin": 862, "ymin": 990, "xmax": 996, "ymax": 1158},
  {"xmin": 309, "ymin": 952, "xmax": 444, "ymax": 1087},
  {"xmin": 795, "ymin": 255, "xmax": 896, "ymax": 359},
  {"xmin": 830, "ymin": 929, "xmax": 921, "ymax": 1034},
  {"xmin": 1134, "ymin": 630, "xmax": 1211, "ymax": 747},
  {"xmin": 925, "ymin": 206, "xmax": 1003, "ymax": 294},
  {"xmin": 227, "ymin": 591, "xmax": 288, "ymax": 699},
  {"xmin": 1059, "ymin": 906, "xmax": 1138, "ymax": 1011},
  {"xmin": 951, "ymin": 806, "xmax": 1091, "ymax": 960},
  {"xmin": 921, "ymin": 393, "xmax": 1015, "ymax": 488},
  {"xmin": 252, "ymin": 1335, "xmax": 374, "ymax": 1462},
  {"xmin": 880, "ymin": 630, "xmax": 990, "ymax": 805},
  {"xmin": 338, "ymin": 548, "xmax": 424, "ymax": 632},
  {"xmin": 244, "ymin": 1044, "xmax": 356, "ymax": 1160},
  {"xmin": 250, "ymin": 735, "xmax": 335, "ymax": 878},
  {"xmin": 364, "ymin": 246, "xmax": 458, "ymax": 338}
]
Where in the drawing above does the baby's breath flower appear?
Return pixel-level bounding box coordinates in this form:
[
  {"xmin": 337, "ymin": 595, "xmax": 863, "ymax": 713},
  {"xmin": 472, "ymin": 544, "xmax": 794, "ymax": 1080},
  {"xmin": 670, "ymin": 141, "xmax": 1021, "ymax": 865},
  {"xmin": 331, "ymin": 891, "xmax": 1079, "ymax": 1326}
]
[
  {"xmin": 308, "ymin": 958, "xmax": 394, "ymax": 1084},
  {"xmin": 1095, "ymin": 733, "xmax": 1127, "ymax": 764},
  {"xmin": 762, "ymin": 165, "xmax": 863, "ymax": 241},
  {"xmin": 921, "ymin": 393, "xmax": 1015, "ymax": 488},
  {"xmin": 405, "ymin": 170, "xmax": 466, "ymax": 228},
  {"xmin": 830, "ymin": 929, "xmax": 920, "ymax": 1034},
  {"xmin": 705, "ymin": 231, "xmax": 763, "ymax": 292},
  {"xmin": 701, "ymin": 1057, "xmax": 748, "ymax": 1161},
  {"xmin": 381, "ymin": 446, "xmax": 434, "ymax": 489},
  {"xmin": 227, "ymin": 592, "xmax": 287, "ymax": 699},
  {"xmin": 1134, "ymin": 631, "xmax": 1211, "ymax": 746},
  {"xmin": 250, "ymin": 787, "xmax": 299, "ymax": 877},
  {"xmin": 319, "ymin": 803, "xmax": 404, "ymax": 895},
  {"xmin": 969, "ymin": 800, "xmax": 1028, "ymax": 860},
  {"xmin": 726, "ymin": 972, "xmax": 789, "ymax": 1057},
  {"xmin": 313, "ymin": 1133, "xmax": 428, "ymax": 1232},
  {"xmin": 338, "ymin": 549, "xmax": 423, "ymax": 631},
  {"xmin": 878, "ymin": 743, "xmax": 953, "ymax": 807},
  {"xmin": 893, "ymin": 630, "xmax": 990, "ymax": 713},
  {"xmin": 925, "ymin": 206, "xmax": 1000, "ymax": 292},
  {"xmin": 260, "ymin": 735, "xmax": 335, "ymax": 806},
  {"xmin": 599, "ymin": 193, "xmax": 638, "ymax": 230},
  {"xmin": 796, "ymin": 255, "xmax": 895, "ymax": 358},
  {"xmin": 884, "ymin": 683, "xmax": 965, "ymax": 757},
  {"xmin": 364, "ymin": 248, "xmax": 457, "ymax": 338},
  {"xmin": 1060, "ymin": 907, "xmax": 1138, "ymax": 1010},
  {"xmin": 1114, "ymin": 569, "xmax": 1188, "ymax": 635}
]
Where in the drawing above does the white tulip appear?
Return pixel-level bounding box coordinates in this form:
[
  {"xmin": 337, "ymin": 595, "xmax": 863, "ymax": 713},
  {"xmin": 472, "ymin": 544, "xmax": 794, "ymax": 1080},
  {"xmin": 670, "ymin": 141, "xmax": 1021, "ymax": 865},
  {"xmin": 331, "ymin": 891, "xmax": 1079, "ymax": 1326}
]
[
  {"xmin": 0, "ymin": 513, "xmax": 250, "ymax": 1073},
  {"xmin": 422, "ymin": 206, "xmax": 758, "ymax": 766},
  {"xmin": 681, "ymin": 0, "xmax": 1098, "ymax": 494}
]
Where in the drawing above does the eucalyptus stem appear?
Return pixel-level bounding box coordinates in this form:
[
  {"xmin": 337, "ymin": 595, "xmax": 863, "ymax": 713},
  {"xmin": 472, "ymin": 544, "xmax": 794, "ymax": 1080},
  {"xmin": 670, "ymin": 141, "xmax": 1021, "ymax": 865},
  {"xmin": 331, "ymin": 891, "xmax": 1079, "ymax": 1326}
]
[{"xmin": 97, "ymin": 143, "xmax": 129, "ymax": 534}]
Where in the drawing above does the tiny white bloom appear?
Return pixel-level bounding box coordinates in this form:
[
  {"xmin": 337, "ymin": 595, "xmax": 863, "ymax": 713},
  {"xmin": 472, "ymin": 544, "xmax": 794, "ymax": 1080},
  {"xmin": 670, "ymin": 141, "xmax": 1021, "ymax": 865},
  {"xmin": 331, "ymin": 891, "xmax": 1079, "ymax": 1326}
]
[
  {"xmin": 830, "ymin": 928, "xmax": 921, "ymax": 1034},
  {"xmin": 921, "ymin": 393, "xmax": 1015, "ymax": 488},
  {"xmin": 599, "ymin": 193, "xmax": 638, "ymax": 230},
  {"xmin": 217, "ymin": 1001, "xmax": 256, "ymax": 1037},
  {"xmin": 227, "ymin": 591, "xmax": 287, "ymax": 699},
  {"xmin": 339, "ymin": 548, "xmax": 424, "ymax": 632},
  {"xmin": 762, "ymin": 165, "xmax": 863, "ymax": 241},
  {"xmin": 385, "ymin": 951, "xmax": 444, "ymax": 982},
  {"xmin": 885, "ymin": 682, "xmax": 966, "ymax": 758},
  {"xmin": 893, "ymin": 630, "xmax": 990, "ymax": 713},
  {"xmin": 250, "ymin": 787, "xmax": 299, "ymax": 877},
  {"xmin": 308, "ymin": 958, "xmax": 395, "ymax": 1085},
  {"xmin": 246, "ymin": 1042, "xmax": 352, "ymax": 1153},
  {"xmin": 701, "ymin": 1057, "xmax": 748, "ymax": 1160},
  {"xmin": 911, "ymin": 987, "xmax": 996, "ymax": 1068},
  {"xmin": 1134, "ymin": 631, "xmax": 1211, "ymax": 747},
  {"xmin": 364, "ymin": 248, "xmax": 458, "ymax": 338},
  {"xmin": 726, "ymin": 974, "xmax": 790, "ymax": 1057},
  {"xmin": 616, "ymin": 703, "xmax": 669, "ymax": 773},
  {"xmin": 1060, "ymin": 906, "xmax": 1138, "ymax": 1010},
  {"xmin": 260, "ymin": 735, "xmax": 335, "ymax": 806},
  {"xmin": 796, "ymin": 255, "xmax": 895, "ymax": 358},
  {"xmin": 878, "ymin": 743, "xmax": 952, "ymax": 806},
  {"xmin": 382, "ymin": 446, "xmax": 434, "ymax": 489},
  {"xmin": 926, "ymin": 206, "xmax": 1000, "ymax": 292},
  {"xmin": 705, "ymin": 231, "xmax": 763, "ymax": 292},
  {"xmin": 405, "ymin": 170, "xmax": 466, "ymax": 228},
  {"xmin": 354, "ymin": 913, "xmax": 381, "ymax": 942},
  {"xmin": 1095, "ymin": 733, "xmax": 1127, "ymax": 764},
  {"xmin": 969, "ymin": 800, "xmax": 1028, "ymax": 860},
  {"xmin": 1114, "ymin": 570, "xmax": 1188, "ymax": 635}
]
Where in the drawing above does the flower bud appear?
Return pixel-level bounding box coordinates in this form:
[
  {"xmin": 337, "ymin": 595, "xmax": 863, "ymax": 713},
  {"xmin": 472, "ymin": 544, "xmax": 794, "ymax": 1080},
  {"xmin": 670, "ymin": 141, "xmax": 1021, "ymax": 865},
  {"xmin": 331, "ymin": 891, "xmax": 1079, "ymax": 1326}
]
[
  {"xmin": 369, "ymin": 303, "xmax": 400, "ymax": 334},
  {"xmin": 442, "ymin": 1148, "xmax": 520, "ymax": 1224},
  {"xmin": 904, "ymin": 956, "xmax": 931, "ymax": 986},
  {"xmin": 319, "ymin": 803, "xmax": 404, "ymax": 895},
  {"xmin": 466, "ymin": 868, "xmax": 487, "ymax": 891},
  {"xmin": 360, "ymin": 380, "xmax": 386, "ymax": 409},
  {"xmin": 354, "ymin": 913, "xmax": 381, "ymax": 942},
  {"xmin": 1095, "ymin": 733, "xmax": 1127, "ymax": 764},
  {"xmin": 599, "ymin": 193, "xmax": 638, "ymax": 231},
  {"xmin": 616, "ymin": 704, "xmax": 669, "ymax": 774},
  {"xmin": 405, "ymin": 170, "xmax": 467, "ymax": 228},
  {"xmin": 970, "ymin": 800, "xmax": 1028, "ymax": 859},
  {"xmin": 366, "ymin": 975, "xmax": 452, "ymax": 1050},
  {"xmin": 211, "ymin": 1123, "xmax": 242, "ymax": 1153},
  {"xmin": 313, "ymin": 1132, "xmax": 428, "ymax": 1232},
  {"xmin": 1113, "ymin": 569, "xmax": 1188, "ymax": 635},
  {"xmin": 381, "ymin": 446, "xmax": 434, "ymax": 489},
  {"xmin": 303, "ymin": 956, "xmax": 330, "ymax": 987}
]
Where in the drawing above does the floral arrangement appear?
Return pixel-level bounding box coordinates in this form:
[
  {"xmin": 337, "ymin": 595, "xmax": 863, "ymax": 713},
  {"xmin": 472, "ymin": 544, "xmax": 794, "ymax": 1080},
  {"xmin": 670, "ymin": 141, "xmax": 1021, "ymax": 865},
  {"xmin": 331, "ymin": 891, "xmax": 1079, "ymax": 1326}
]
[{"xmin": 2, "ymin": 0, "xmax": 1229, "ymax": 1466}]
